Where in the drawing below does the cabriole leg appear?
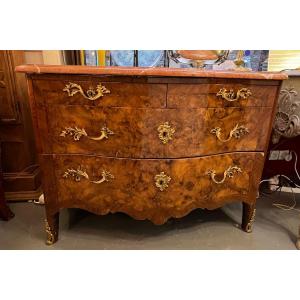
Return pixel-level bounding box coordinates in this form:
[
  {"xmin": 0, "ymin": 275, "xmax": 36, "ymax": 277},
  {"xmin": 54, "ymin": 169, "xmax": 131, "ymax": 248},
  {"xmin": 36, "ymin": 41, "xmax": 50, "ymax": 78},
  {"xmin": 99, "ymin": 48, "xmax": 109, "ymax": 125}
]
[
  {"xmin": 45, "ymin": 212, "xmax": 59, "ymax": 245},
  {"xmin": 242, "ymin": 202, "xmax": 256, "ymax": 233}
]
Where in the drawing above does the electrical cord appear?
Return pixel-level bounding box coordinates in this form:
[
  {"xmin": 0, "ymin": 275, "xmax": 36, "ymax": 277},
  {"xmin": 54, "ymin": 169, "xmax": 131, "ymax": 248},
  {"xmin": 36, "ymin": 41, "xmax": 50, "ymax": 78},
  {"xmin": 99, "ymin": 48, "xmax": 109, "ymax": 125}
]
[
  {"xmin": 259, "ymin": 179, "xmax": 300, "ymax": 212},
  {"xmin": 260, "ymin": 184, "xmax": 282, "ymax": 195},
  {"xmin": 273, "ymin": 186, "xmax": 300, "ymax": 212},
  {"xmin": 279, "ymin": 174, "xmax": 300, "ymax": 188},
  {"xmin": 291, "ymin": 150, "xmax": 300, "ymax": 182},
  {"xmin": 258, "ymin": 150, "xmax": 300, "ymax": 212}
]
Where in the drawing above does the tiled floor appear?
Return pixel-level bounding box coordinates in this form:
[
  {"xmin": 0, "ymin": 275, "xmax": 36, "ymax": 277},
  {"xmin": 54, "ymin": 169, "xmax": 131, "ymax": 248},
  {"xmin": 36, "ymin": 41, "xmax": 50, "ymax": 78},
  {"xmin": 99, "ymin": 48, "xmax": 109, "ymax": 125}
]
[{"xmin": 0, "ymin": 192, "xmax": 299, "ymax": 249}]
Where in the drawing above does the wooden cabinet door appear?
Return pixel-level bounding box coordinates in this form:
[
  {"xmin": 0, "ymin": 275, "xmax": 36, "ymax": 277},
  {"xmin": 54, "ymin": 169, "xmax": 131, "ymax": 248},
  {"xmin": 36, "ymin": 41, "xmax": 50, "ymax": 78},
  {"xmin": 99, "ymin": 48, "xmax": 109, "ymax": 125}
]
[
  {"xmin": 0, "ymin": 51, "xmax": 20, "ymax": 123},
  {"xmin": 0, "ymin": 50, "xmax": 41, "ymax": 201}
]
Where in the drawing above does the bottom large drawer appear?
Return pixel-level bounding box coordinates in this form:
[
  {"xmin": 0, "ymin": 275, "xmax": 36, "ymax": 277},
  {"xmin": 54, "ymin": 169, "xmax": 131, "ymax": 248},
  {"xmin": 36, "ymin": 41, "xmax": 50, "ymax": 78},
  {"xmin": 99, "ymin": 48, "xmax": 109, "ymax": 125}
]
[{"xmin": 48, "ymin": 152, "xmax": 264, "ymax": 225}]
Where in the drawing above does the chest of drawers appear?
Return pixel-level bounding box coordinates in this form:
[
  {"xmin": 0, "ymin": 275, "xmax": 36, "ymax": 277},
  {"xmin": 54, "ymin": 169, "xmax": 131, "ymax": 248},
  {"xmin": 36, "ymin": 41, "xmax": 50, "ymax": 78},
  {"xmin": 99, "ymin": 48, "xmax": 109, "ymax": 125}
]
[{"xmin": 16, "ymin": 65, "xmax": 287, "ymax": 245}]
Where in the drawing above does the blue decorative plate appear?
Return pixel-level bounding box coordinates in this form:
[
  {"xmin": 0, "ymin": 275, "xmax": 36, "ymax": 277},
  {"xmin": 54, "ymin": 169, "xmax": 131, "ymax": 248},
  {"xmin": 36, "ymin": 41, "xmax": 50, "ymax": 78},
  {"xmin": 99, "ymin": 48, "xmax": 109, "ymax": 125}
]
[
  {"xmin": 110, "ymin": 50, "xmax": 163, "ymax": 67},
  {"xmin": 110, "ymin": 50, "xmax": 134, "ymax": 66},
  {"xmin": 138, "ymin": 50, "xmax": 163, "ymax": 67}
]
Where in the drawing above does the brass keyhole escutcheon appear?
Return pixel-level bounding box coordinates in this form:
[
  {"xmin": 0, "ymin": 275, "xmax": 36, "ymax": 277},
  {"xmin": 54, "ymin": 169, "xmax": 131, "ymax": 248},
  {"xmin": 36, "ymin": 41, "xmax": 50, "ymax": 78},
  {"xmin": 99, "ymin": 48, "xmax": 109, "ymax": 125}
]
[
  {"xmin": 155, "ymin": 172, "xmax": 171, "ymax": 191},
  {"xmin": 157, "ymin": 122, "xmax": 175, "ymax": 144}
]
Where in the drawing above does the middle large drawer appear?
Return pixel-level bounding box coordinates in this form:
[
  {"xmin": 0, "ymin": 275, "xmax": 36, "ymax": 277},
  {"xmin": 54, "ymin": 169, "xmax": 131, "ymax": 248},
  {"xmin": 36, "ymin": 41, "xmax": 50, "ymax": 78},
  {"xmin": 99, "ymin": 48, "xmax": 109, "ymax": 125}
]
[{"xmin": 45, "ymin": 105, "xmax": 272, "ymax": 158}]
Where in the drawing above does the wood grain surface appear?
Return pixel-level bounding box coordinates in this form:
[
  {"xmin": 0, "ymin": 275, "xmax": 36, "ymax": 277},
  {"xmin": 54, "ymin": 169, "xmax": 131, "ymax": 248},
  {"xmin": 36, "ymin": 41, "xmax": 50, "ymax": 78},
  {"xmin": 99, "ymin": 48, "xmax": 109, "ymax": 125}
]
[
  {"xmin": 167, "ymin": 83, "xmax": 277, "ymax": 108},
  {"xmin": 40, "ymin": 152, "xmax": 264, "ymax": 225},
  {"xmin": 32, "ymin": 78, "xmax": 167, "ymax": 108},
  {"xmin": 41, "ymin": 106, "xmax": 271, "ymax": 158}
]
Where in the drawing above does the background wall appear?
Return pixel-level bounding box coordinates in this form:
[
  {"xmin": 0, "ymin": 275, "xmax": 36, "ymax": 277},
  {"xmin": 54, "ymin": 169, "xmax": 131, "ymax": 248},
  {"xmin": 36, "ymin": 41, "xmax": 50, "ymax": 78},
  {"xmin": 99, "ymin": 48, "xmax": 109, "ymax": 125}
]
[
  {"xmin": 268, "ymin": 50, "xmax": 300, "ymax": 71},
  {"xmin": 24, "ymin": 50, "xmax": 63, "ymax": 65}
]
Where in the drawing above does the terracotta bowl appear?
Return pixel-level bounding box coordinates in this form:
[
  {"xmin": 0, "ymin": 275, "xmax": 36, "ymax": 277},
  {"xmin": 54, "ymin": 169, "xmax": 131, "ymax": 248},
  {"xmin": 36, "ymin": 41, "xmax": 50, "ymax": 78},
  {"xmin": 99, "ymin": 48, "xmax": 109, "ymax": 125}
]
[
  {"xmin": 169, "ymin": 50, "xmax": 229, "ymax": 68},
  {"xmin": 177, "ymin": 50, "xmax": 220, "ymax": 61}
]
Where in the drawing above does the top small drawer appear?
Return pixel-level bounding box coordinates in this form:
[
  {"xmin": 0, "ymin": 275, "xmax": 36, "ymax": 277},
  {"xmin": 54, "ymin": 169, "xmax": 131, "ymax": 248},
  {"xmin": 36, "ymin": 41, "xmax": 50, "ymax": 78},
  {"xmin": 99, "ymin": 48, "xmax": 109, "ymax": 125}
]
[
  {"xmin": 167, "ymin": 83, "xmax": 278, "ymax": 108},
  {"xmin": 32, "ymin": 78, "xmax": 167, "ymax": 108}
]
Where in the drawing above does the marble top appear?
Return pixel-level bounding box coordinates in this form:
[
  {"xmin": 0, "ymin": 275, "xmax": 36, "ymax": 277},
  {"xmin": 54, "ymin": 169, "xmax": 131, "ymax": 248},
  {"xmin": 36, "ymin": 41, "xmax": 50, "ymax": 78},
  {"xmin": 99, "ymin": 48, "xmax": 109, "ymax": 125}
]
[{"xmin": 15, "ymin": 64, "xmax": 288, "ymax": 80}]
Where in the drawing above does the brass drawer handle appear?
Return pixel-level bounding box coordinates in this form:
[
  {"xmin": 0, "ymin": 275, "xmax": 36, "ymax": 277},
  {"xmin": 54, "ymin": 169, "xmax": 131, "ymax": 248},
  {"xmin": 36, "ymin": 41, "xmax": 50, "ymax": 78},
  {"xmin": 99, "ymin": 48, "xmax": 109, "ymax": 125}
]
[
  {"xmin": 157, "ymin": 122, "xmax": 175, "ymax": 144},
  {"xmin": 216, "ymin": 88, "xmax": 252, "ymax": 102},
  {"xmin": 211, "ymin": 124, "xmax": 249, "ymax": 142},
  {"xmin": 63, "ymin": 166, "xmax": 114, "ymax": 184},
  {"xmin": 155, "ymin": 172, "xmax": 171, "ymax": 191},
  {"xmin": 206, "ymin": 165, "xmax": 242, "ymax": 184},
  {"xmin": 60, "ymin": 126, "xmax": 114, "ymax": 141},
  {"xmin": 63, "ymin": 82, "xmax": 110, "ymax": 101}
]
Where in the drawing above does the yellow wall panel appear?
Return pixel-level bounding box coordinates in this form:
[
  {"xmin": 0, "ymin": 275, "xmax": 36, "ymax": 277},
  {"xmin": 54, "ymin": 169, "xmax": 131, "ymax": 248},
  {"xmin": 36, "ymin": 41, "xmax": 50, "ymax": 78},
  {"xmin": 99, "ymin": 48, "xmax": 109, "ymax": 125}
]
[
  {"xmin": 268, "ymin": 50, "xmax": 300, "ymax": 71},
  {"xmin": 42, "ymin": 51, "xmax": 63, "ymax": 65}
]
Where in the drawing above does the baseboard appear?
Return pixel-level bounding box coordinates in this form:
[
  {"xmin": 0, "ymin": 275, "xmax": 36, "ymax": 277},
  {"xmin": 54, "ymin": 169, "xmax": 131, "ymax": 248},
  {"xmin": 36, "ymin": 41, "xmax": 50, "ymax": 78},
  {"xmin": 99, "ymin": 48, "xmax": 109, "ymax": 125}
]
[
  {"xmin": 5, "ymin": 186, "xmax": 43, "ymax": 202},
  {"xmin": 3, "ymin": 165, "xmax": 42, "ymax": 201}
]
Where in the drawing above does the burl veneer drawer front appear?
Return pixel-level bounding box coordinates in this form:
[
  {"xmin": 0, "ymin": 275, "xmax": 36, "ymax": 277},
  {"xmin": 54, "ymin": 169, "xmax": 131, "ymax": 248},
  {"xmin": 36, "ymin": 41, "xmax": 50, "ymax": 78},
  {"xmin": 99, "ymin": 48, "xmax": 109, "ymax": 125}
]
[
  {"xmin": 45, "ymin": 106, "xmax": 271, "ymax": 157},
  {"xmin": 52, "ymin": 152, "xmax": 263, "ymax": 225},
  {"xmin": 47, "ymin": 106, "xmax": 195, "ymax": 157},
  {"xmin": 167, "ymin": 83, "xmax": 278, "ymax": 108},
  {"xmin": 32, "ymin": 78, "xmax": 167, "ymax": 108},
  {"xmin": 196, "ymin": 107, "xmax": 272, "ymax": 153}
]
